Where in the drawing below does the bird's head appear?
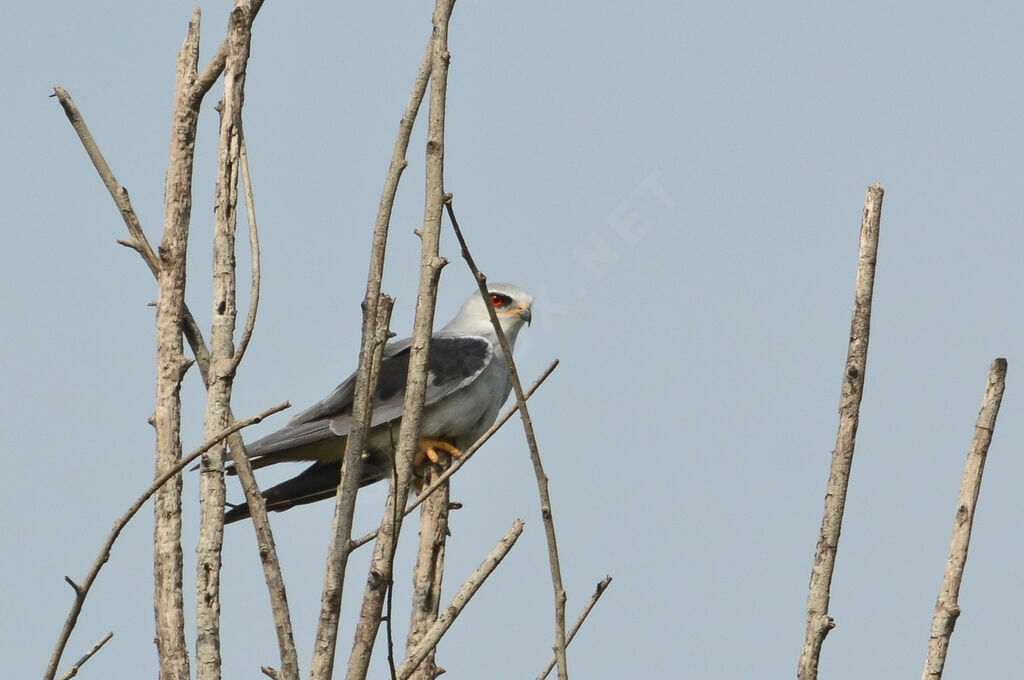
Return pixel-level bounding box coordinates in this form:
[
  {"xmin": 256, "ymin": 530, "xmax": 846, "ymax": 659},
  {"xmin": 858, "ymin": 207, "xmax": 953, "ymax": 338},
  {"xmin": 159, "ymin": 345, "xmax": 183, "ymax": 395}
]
[{"xmin": 443, "ymin": 283, "xmax": 534, "ymax": 344}]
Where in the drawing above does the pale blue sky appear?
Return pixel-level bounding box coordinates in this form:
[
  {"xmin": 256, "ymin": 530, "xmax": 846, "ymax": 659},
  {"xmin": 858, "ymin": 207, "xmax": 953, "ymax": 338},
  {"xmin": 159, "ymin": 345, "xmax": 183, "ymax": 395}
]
[{"xmin": 4, "ymin": 2, "xmax": 1024, "ymax": 678}]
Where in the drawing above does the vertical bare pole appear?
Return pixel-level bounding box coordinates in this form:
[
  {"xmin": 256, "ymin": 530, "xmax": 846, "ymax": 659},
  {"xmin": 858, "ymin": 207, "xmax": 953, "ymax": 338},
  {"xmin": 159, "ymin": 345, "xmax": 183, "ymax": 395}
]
[
  {"xmin": 922, "ymin": 359, "xmax": 1007, "ymax": 680},
  {"xmin": 798, "ymin": 184, "xmax": 884, "ymax": 680},
  {"xmin": 344, "ymin": 3, "xmax": 456, "ymax": 679},
  {"xmin": 405, "ymin": 460, "xmax": 451, "ymax": 680},
  {"xmin": 195, "ymin": 6, "xmax": 251, "ymax": 680},
  {"xmin": 153, "ymin": 13, "xmax": 203, "ymax": 680},
  {"xmin": 306, "ymin": 36, "xmax": 434, "ymax": 680}
]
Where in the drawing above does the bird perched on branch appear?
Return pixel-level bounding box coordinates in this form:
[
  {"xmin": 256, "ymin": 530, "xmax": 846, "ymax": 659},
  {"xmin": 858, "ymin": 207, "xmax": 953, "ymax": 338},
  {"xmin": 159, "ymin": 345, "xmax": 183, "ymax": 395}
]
[{"xmin": 223, "ymin": 283, "xmax": 533, "ymax": 523}]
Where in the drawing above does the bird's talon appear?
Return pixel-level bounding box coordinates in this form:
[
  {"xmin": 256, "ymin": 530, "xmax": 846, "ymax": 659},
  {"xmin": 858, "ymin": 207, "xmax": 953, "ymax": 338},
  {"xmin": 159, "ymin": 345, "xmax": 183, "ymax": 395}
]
[{"xmin": 416, "ymin": 437, "xmax": 463, "ymax": 466}]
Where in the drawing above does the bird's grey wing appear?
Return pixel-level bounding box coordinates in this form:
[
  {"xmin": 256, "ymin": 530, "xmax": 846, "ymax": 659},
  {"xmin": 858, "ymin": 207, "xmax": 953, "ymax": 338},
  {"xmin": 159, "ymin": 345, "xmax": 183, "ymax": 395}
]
[
  {"xmin": 283, "ymin": 336, "xmax": 415, "ymax": 427},
  {"xmin": 237, "ymin": 419, "xmax": 342, "ymax": 469},
  {"xmin": 329, "ymin": 335, "xmax": 493, "ymax": 436}
]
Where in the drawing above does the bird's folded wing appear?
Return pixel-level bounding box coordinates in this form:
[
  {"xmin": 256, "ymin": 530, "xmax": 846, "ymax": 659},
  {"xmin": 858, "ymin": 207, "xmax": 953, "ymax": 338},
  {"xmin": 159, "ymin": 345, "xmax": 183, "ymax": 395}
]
[
  {"xmin": 329, "ymin": 334, "xmax": 493, "ymax": 436},
  {"xmin": 240, "ymin": 334, "xmax": 494, "ymax": 464},
  {"xmin": 281, "ymin": 335, "xmax": 415, "ymax": 426},
  {"xmin": 243, "ymin": 419, "xmax": 338, "ymax": 465}
]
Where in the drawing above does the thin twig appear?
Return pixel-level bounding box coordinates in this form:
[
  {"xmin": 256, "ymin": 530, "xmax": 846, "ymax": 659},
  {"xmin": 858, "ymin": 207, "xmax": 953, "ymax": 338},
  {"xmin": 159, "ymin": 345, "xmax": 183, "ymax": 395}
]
[
  {"xmin": 396, "ymin": 520, "xmax": 525, "ymax": 680},
  {"xmin": 260, "ymin": 666, "xmax": 282, "ymax": 680},
  {"xmin": 57, "ymin": 631, "xmax": 113, "ymax": 680},
  {"xmin": 344, "ymin": 4, "xmax": 456, "ymax": 679},
  {"xmin": 536, "ymin": 577, "xmax": 613, "ymax": 680},
  {"xmin": 386, "ymin": 578, "xmax": 398, "ymax": 680},
  {"xmin": 445, "ymin": 197, "xmax": 570, "ymax": 680},
  {"xmin": 43, "ymin": 403, "xmax": 288, "ymax": 680},
  {"xmin": 52, "ymin": 86, "xmax": 160, "ymax": 277},
  {"xmin": 798, "ymin": 184, "xmax": 884, "ymax": 680},
  {"xmin": 307, "ymin": 30, "xmax": 434, "ymax": 680},
  {"xmin": 922, "ymin": 359, "xmax": 1007, "ymax": 680},
  {"xmin": 229, "ymin": 134, "xmax": 260, "ymax": 375},
  {"xmin": 351, "ymin": 360, "xmax": 559, "ymax": 551}
]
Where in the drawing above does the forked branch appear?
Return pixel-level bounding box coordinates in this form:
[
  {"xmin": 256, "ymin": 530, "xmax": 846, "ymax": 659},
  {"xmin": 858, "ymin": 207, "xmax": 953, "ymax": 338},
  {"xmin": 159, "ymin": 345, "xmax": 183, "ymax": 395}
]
[{"xmin": 195, "ymin": 6, "xmax": 256, "ymax": 679}]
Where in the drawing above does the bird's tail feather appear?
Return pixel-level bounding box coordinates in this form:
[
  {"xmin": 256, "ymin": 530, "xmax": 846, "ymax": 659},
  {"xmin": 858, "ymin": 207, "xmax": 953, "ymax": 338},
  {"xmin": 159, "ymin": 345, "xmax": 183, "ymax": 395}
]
[{"xmin": 224, "ymin": 459, "xmax": 388, "ymax": 524}]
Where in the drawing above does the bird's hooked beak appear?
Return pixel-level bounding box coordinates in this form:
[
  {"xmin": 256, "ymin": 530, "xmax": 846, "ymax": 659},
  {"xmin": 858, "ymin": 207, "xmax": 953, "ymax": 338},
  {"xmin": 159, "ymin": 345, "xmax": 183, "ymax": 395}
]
[{"xmin": 516, "ymin": 305, "xmax": 532, "ymax": 326}]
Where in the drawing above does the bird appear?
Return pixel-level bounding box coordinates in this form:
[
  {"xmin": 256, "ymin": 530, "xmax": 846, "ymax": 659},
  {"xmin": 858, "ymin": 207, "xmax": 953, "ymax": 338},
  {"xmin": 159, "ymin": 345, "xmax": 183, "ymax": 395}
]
[{"xmin": 223, "ymin": 283, "xmax": 534, "ymax": 523}]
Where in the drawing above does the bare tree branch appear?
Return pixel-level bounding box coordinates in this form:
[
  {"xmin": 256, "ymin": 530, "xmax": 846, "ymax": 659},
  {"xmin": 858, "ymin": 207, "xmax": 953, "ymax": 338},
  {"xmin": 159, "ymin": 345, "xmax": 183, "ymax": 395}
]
[
  {"xmin": 397, "ymin": 520, "xmax": 526, "ymax": 680},
  {"xmin": 444, "ymin": 197, "xmax": 570, "ymax": 680},
  {"xmin": 43, "ymin": 403, "xmax": 288, "ymax": 680},
  {"xmin": 152, "ymin": 13, "xmax": 206, "ymax": 679},
  {"xmin": 308, "ymin": 294, "xmax": 394, "ymax": 680},
  {"xmin": 57, "ymin": 7, "xmax": 295, "ymax": 677},
  {"xmin": 51, "ymin": 86, "xmax": 160, "ymax": 277},
  {"xmin": 57, "ymin": 28, "xmax": 212, "ymax": 674},
  {"xmin": 206, "ymin": 8, "xmax": 301, "ymax": 679},
  {"xmin": 536, "ymin": 577, "xmax": 613, "ymax": 680},
  {"xmin": 57, "ymin": 631, "xmax": 113, "ymax": 680},
  {"xmin": 350, "ymin": 359, "xmax": 559, "ymax": 551},
  {"xmin": 922, "ymin": 359, "xmax": 1008, "ymax": 680},
  {"xmin": 798, "ymin": 183, "xmax": 884, "ymax": 680},
  {"xmin": 189, "ymin": 0, "xmax": 265, "ymax": 106},
  {"xmin": 308, "ymin": 32, "xmax": 436, "ymax": 680},
  {"xmin": 53, "ymin": 83, "xmax": 215, "ymax": 384},
  {"xmin": 344, "ymin": 4, "xmax": 456, "ymax": 678},
  {"xmin": 196, "ymin": 6, "xmax": 254, "ymax": 678},
  {"xmin": 405, "ymin": 458, "xmax": 452, "ymax": 680}
]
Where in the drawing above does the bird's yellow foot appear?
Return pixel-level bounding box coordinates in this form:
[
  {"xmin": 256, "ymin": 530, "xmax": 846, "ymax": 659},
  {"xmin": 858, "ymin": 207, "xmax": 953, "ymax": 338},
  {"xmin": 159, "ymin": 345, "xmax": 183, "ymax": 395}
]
[
  {"xmin": 412, "ymin": 438, "xmax": 461, "ymax": 494},
  {"xmin": 414, "ymin": 437, "xmax": 463, "ymax": 467}
]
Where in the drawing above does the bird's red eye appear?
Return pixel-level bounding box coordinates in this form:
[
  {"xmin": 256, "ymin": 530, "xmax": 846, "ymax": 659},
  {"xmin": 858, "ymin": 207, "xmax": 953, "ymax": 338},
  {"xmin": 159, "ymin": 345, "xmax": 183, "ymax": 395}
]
[{"xmin": 490, "ymin": 294, "xmax": 505, "ymax": 307}]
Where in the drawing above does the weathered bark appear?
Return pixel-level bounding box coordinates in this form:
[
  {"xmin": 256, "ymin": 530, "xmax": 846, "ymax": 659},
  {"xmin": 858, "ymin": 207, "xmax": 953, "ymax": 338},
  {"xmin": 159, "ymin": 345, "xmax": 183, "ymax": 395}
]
[
  {"xmin": 195, "ymin": 7, "xmax": 252, "ymax": 679},
  {"xmin": 405, "ymin": 461, "xmax": 451, "ymax": 680},
  {"xmin": 922, "ymin": 359, "xmax": 1007, "ymax": 680},
  {"xmin": 153, "ymin": 14, "xmax": 203, "ymax": 680},
  {"xmin": 798, "ymin": 184, "xmax": 884, "ymax": 680}
]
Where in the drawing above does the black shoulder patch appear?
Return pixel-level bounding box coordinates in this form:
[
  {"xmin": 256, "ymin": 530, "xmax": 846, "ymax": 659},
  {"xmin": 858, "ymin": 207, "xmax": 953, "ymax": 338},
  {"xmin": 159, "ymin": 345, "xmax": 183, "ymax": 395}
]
[
  {"xmin": 376, "ymin": 347, "xmax": 411, "ymax": 402},
  {"xmin": 429, "ymin": 336, "xmax": 489, "ymax": 386},
  {"xmin": 373, "ymin": 336, "xmax": 489, "ymax": 402}
]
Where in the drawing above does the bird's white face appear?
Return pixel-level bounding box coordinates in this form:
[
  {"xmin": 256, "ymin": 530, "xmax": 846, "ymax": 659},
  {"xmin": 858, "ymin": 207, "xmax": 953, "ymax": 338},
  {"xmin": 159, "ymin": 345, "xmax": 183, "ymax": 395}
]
[{"xmin": 446, "ymin": 283, "xmax": 534, "ymax": 341}]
